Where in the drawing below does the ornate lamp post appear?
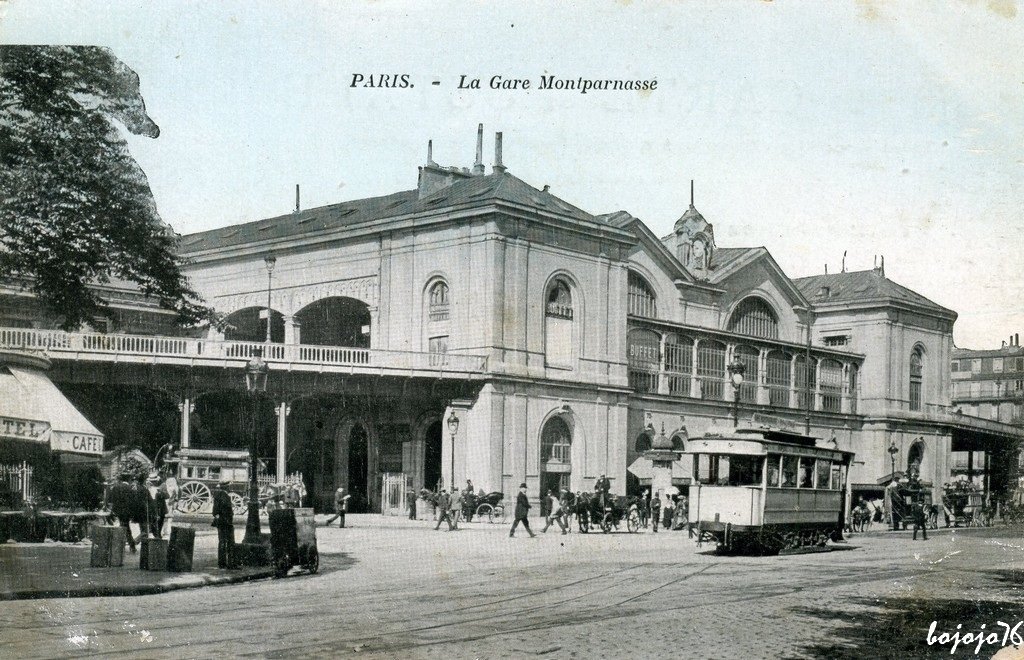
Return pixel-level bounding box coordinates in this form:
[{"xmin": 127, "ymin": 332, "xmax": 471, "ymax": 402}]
[
  {"xmin": 264, "ymin": 255, "xmax": 276, "ymax": 344},
  {"xmin": 446, "ymin": 410, "xmax": 459, "ymax": 490},
  {"xmin": 887, "ymin": 439, "xmax": 899, "ymax": 482},
  {"xmin": 727, "ymin": 359, "xmax": 746, "ymax": 427},
  {"xmin": 242, "ymin": 350, "xmax": 269, "ymax": 545}
]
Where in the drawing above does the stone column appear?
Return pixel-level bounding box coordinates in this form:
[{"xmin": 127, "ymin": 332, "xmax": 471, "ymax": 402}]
[
  {"xmin": 283, "ymin": 315, "xmax": 296, "ymax": 345},
  {"xmin": 690, "ymin": 339, "xmax": 701, "ymax": 398},
  {"xmin": 177, "ymin": 397, "xmax": 193, "ymax": 449},
  {"xmin": 658, "ymin": 332, "xmax": 669, "ymax": 395},
  {"xmin": 275, "ymin": 401, "xmax": 291, "ymax": 483},
  {"xmin": 789, "ymin": 355, "xmax": 799, "ymax": 409}
]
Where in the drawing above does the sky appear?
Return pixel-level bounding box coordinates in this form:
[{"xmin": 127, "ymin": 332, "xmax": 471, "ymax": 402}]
[{"xmin": 2, "ymin": 0, "xmax": 1022, "ymax": 349}]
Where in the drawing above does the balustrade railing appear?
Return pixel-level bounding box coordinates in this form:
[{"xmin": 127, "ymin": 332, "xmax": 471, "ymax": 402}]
[{"xmin": 0, "ymin": 327, "xmax": 486, "ymax": 374}]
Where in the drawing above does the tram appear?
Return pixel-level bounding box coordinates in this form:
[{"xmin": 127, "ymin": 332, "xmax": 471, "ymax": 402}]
[{"xmin": 685, "ymin": 424, "xmax": 854, "ymax": 555}]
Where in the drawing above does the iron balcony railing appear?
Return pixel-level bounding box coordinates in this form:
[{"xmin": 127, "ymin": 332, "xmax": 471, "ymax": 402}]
[{"xmin": 0, "ymin": 327, "xmax": 487, "ymax": 375}]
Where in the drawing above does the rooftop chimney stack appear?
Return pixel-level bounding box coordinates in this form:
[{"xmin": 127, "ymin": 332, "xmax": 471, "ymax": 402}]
[
  {"xmin": 493, "ymin": 132, "xmax": 506, "ymax": 174},
  {"xmin": 473, "ymin": 123, "xmax": 485, "ymax": 175},
  {"xmin": 1016, "ymin": 333, "xmax": 1019, "ymax": 346},
  {"xmin": 295, "ymin": 184, "xmax": 300, "ymax": 213},
  {"xmin": 427, "ymin": 139, "xmax": 436, "ymax": 166}
]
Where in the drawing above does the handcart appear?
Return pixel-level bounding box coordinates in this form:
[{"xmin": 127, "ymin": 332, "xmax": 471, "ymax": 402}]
[{"xmin": 269, "ymin": 507, "xmax": 319, "ymax": 578}]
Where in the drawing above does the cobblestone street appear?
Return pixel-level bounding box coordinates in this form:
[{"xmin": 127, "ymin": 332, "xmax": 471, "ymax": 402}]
[{"xmin": 3, "ymin": 516, "xmax": 1024, "ymax": 659}]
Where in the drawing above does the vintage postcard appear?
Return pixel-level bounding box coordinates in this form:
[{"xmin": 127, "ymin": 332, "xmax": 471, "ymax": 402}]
[{"xmin": 1, "ymin": 2, "xmax": 1022, "ymax": 658}]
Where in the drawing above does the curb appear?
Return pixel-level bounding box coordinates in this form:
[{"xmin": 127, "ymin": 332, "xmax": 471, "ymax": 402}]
[{"xmin": 0, "ymin": 567, "xmax": 276, "ymax": 601}]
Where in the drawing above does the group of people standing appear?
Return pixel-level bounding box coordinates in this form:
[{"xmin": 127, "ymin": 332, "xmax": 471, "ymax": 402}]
[
  {"xmin": 106, "ymin": 472, "xmax": 179, "ymax": 553},
  {"xmin": 638, "ymin": 488, "xmax": 690, "ymax": 534}
]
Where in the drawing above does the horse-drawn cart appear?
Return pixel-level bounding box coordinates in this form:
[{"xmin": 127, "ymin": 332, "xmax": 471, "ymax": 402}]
[
  {"xmin": 577, "ymin": 494, "xmax": 640, "ymax": 534},
  {"xmin": 465, "ymin": 491, "xmax": 506, "ymax": 523},
  {"xmin": 170, "ymin": 448, "xmax": 276, "ymax": 516}
]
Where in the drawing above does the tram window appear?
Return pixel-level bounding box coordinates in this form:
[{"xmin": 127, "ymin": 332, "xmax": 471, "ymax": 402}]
[
  {"xmin": 782, "ymin": 455, "xmax": 798, "ymax": 487},
  {"xmin": 798, "ymin": 459, "xmax": 813, "ymax": 488},
  {"xmin": 716, "ymin": 456, "xmax": 731, "ymax": 485},
  {"xmin": 695, "ymin": 454, "xmax": 712, "ymax": 484},
  {"xmin": 830, "ymin": 464, "xmax": 842, "ymax": 490},
  {"xmin": 728, "ymin": 455, "xmax": 763, "ymax": 486},
  {"xmin": 815, "ymin": 459, "xmax": 830, "ymax": 490},
  {"xmin": 196, "ymin": 467, "xmax": 208, "ymax": 479},
  {"xmin": 208, "ymin": 467, "xmax": 221, "ymax": 479},
  {"xmin": 766, "ymin": 455, "xmax": 781, "ymax": 487}
]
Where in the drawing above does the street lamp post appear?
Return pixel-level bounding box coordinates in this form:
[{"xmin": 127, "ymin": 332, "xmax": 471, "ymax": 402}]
[
  {"xmin": 264, "ymin": 255, "xmax": 277, "ymax": 344},
  {"xmin": 887, "ymin": 439, "xmax": 899, "ymax": 482},
  {"xmin": 447, "ymin": 410, "xmax": 459, "ymax": 491},
  {"xmin": 243, "ymin": 350, "xmax": 269, "ymax": 545},
  {"xmin": 727, "ymin": 359, "xmax": 746, "ymax": 427}
]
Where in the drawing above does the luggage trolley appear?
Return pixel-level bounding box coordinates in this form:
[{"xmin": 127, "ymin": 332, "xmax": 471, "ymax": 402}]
[{"xmin": 269, "ymin": 507, "xmax": 319, "ymax": 578}]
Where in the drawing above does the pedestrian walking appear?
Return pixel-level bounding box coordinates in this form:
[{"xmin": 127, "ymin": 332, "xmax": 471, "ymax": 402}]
[
  {"xmin": 650, "ymin": 490, "xmax": 661, "ymax": 533},
  {"xmin": 407, "ymin": 488, "xmax": 417, "ymax": 520},
  {"xmin": 153, "ymin": 473, "xmax": 177, "ymax": 538},
  {"xmin": 211, "ymin": 477, "xmax": 235, "ymax": 569},
  {"xmin": 639, "ymin": 488, "xmax": 650, "ymax": 528},
  {"xmin": 663, "ymin": 494, "xmax": 675, "ymax": 530},
  {"xmin": 912, "ymin": 499, "xmax": 929, "ymax": 540},
  {"xmin": 325, "ymin": 487, "xmax": 352, "ymax": 528},
  {"xmin": 559, "ymin": 488, "xmax": 573, "ymax": 533},
  {"xmin": 131, "ymin": 474, "xmax": 152, "ymax": 544},
  {"xmin": 509, "ymin": 483, "xmax": 536, "ymax": 538},
  {"xmin": 542, "ymin": 489, "xmax": 567, "ymax": 534},
  {"xmin": 449, "ymin": 487, "xmax": 463, "ymax": 530},
  {"xmin": 434, "ymin": 489, "xmax": 454, "ymax": 531}
]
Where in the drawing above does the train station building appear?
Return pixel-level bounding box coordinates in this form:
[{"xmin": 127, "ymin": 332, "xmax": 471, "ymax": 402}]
[{"xmin": 2, "ymin": 125, "xmax": 1021, "ymax": 512}]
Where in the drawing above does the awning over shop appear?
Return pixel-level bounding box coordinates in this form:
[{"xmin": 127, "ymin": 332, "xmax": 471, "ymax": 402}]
[{"xmin": 0, "ymin": 366, "xmax": 104, "ymax": 455}]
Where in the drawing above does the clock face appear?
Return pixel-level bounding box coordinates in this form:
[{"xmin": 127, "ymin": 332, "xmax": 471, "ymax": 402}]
[{"xmin": 691, "ymin": 239, "xmax": 706, "ymax": 268}]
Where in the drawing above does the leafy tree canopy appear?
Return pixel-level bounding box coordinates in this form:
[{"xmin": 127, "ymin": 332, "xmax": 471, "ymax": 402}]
[{"xmin": 0, "ymin": 46, "xmax": 215, "ymax": 330}]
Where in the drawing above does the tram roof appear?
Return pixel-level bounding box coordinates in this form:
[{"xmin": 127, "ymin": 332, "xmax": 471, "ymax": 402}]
[{"xmin": 699, "ymin": 425, "xmax": 855, "ymax": 458}]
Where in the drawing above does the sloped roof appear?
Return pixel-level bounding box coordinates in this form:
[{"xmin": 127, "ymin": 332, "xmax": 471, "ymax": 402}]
[
  {"xmin": 709, "ymin": 247, "xmax": 759, "ymax": 272},
  {"xmin": 179, "ymin": 172, "xmax": 601, "ymax": 253},
  {"xmin": 793, "ymin": 269, "xmax": 955, "ymax": 316}
]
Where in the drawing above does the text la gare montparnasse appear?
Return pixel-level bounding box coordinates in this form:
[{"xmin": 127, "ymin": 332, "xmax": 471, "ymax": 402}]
[{"xmin": 350, "ymin": 74, "xmax": 657, "ymax": 94}]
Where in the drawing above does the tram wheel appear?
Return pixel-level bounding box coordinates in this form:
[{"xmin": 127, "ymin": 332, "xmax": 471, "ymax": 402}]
[{"xmin": 626, "ymin": 511, "xmax": 640, "ymax": 533}]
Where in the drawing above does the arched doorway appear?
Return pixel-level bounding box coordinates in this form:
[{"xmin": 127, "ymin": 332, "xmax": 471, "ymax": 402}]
[
  {"xmin": 295, "ymin": 297, "xmax": 371, "ymax": 347},
  {"xmin": 423, "ymin": 420, "xmax": 442, "ymax": 493},
  {"xmin": 223, "ymin": 307, "xmax": 284, "ymax": 343},
  {"xmin": 907, "ymin": 440, "xmax": 925, "ymax": 476},
  {"xmin": 540, "ymin": 416, "xmax": 572, "ymax": 503},
  {"xmin": 348, "ymin": 424, "xmax": 369, "ymax": 512}
]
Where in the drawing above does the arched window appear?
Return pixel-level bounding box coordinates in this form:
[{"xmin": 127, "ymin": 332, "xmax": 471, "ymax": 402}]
[
  {"xmin": 794, "ymin": 354, "xmax": 817, "ymax": 411},
  {"xmin": 665, "ymin": 334, "xmax": 694, "ymax": 396},
  {"xmin": 907, "ymin": 440, "xmax": 924, "ymax": 473},
  {"xmin": 820, "ymin": 359, "xmax": 844, "ymax": 412},
  {"xmin": 909, "ymin": 348, "xmax": 924, "ymax": 411},
  {"xmin": 733, "ymin": 345, "xmax": 760, "ymax": 403},
  {"xmin": 627, "ymin": 271, "xmax": 657, "ymax": 318},
  {"xmin": 627, "ymin": 328, "xmax": 660, "ymax": 393},
  {"xmin": 697, "ymin": 340, "xmax": 727, "ymax": 401},
  {"xmin": 546, "ymin": 280, "xmax": 573, "ymax": 319},
  {"xmin": 428, "ymin": 281, "xmax": 449, "ymax": 321},
  {"xmin": 728, "ymin": 297, "xmax": 779, "ymax": 339},
  {"xmin": 545, "ymin": 278, "xmax": 575, "ymax": 367},
  {"xmin": 766, "ymin": 350, "xmax": 792, "ymax": 408},
  {"xmin": 541, "ymin": 417, "xmax": 572, "ymax": 464}
]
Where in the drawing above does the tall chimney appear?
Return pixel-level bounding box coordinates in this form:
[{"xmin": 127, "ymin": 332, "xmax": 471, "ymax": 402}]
[
  {"xmin": 1016, "ymin": 333, "xmax": 1019, "ymax": 346},
  {"xmin": 493, "ymin": 132, "xmax": 506, "ymax": 174},
  {"xmin": 295, "ymin": 184, "xmax": 300, "ymax": 213},
  {"xmin": 473, "ymin": 123, "xmax": 484, "ymax": 175},
  {"xmin": 427, "ymin": 139, "xmax": 434, "ymax": 165}
]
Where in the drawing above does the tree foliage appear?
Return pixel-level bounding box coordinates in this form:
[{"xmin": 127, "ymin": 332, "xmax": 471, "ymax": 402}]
[{"xmin": 0, "ymin": 46, "xmax": 215, "ymax": 330}]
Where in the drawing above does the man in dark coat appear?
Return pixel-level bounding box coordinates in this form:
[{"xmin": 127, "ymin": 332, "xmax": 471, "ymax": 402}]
[
  {"xmin": 211, "ymin": 477, "xmax": 235, "ymax": 569},
  {"xmin": 650, "ymin": 490, "xmax": 661, "ymax": 533},
  {"xmin": 325, "ymin": 487, "xmax": 351, "ymax": 528},
  {"xmin": 108, "ymin": 474, "xmax": 137, "ymax": 552},
  {"xmin": 509, "ymin": 483, "xmax": 536, "ymax": 538},
  {"xmin": 434, "ymin": 489, "xmax": 453, "ymax": 531},
  {"xmin": 596, "ymin": 474, "xmax": 611, "ymax": 508}
]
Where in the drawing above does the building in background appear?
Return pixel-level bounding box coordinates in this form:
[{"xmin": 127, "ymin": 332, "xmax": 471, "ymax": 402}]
[
  {"xmin": 2, "ymin": 125, "xmax": 1021, "ymax": 512},
  {"xmin": 951, "ymin": 336, "xmax": 1024, "ymax": 492}
]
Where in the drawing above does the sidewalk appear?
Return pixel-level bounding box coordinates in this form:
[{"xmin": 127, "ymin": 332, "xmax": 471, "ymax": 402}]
[{"xmin": 0, "ymin": 528, "xmax": 274, "ymax": 600}]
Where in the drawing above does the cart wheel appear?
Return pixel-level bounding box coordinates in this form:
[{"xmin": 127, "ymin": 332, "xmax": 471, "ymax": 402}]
[
  {"xmin": 274, "ymin": 552, "xmax": 290, "ymax": 579},
  {"xmin": 229, "ymin": 493, "xmax": 246, "ymax": 516},
  {"xmin": 489, "ymin": 505, "xmax": 506, "ymax": 525},
  {"xmin": 177, "ymin": 481, "xmax": 211, "ymax": 513},
  {"xmin": 476, "ymin": 503, "xmax": 493, "ymax": 522},
  {"xmin": 306, "ymin": 547, "xmax": 319, "ymax": 574},
  {"xmin": 627, "ymin": 511, "xmax": 640, "ymax": 533},
  {"xmin": 601, "ymin": 512, "xmax": 613, "ymax": 534}
]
